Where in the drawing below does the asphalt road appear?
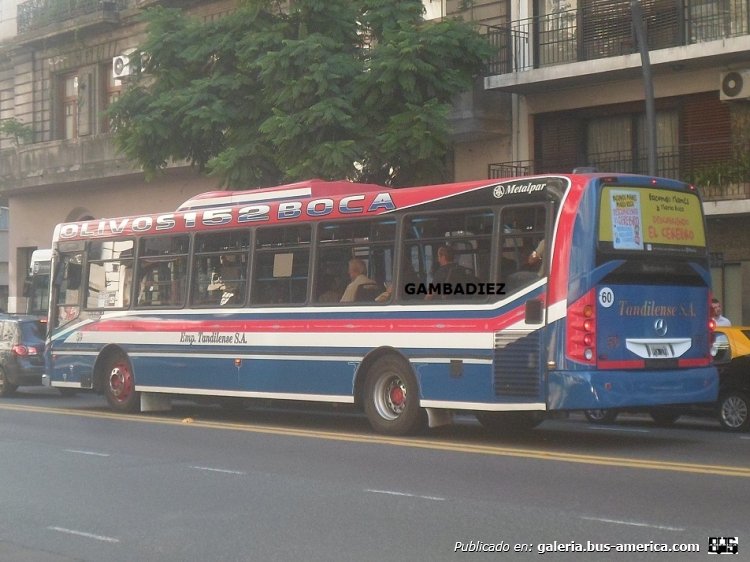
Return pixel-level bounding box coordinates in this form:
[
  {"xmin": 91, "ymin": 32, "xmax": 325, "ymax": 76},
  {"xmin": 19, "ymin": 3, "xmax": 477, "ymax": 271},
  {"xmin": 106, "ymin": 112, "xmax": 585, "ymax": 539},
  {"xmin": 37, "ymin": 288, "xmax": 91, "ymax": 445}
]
[{"xmin": 0, "ymin": 388, "xmax": 747, "ymax": 562}]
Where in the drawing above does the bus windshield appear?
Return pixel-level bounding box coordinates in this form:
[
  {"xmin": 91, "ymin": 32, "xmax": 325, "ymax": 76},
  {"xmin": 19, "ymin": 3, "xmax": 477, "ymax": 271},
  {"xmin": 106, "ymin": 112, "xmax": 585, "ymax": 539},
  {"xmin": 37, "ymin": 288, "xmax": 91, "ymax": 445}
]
[{"xmin": 597, "ymin": 185, "xmax": 706, "ymax": 256}]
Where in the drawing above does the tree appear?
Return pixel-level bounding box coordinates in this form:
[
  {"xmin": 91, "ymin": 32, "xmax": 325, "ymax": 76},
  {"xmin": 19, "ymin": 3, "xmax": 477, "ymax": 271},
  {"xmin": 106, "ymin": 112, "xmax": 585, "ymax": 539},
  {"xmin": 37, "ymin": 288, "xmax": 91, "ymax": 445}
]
[
  {"xmin": 109, "ymin": 0, "xmax": 491, "ymax": 187},
  {"xmin": 0, "ymin": 118, "xmax": 33, "ymax": 146}
]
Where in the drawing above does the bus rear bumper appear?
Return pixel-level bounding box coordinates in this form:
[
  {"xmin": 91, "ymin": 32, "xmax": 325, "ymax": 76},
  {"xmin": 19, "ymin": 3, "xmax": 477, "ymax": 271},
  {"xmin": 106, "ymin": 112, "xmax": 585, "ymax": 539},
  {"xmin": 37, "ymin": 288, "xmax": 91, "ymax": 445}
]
[{"xmin": 548, "ymin": 367, "xmax": 718, "ymax": 410}]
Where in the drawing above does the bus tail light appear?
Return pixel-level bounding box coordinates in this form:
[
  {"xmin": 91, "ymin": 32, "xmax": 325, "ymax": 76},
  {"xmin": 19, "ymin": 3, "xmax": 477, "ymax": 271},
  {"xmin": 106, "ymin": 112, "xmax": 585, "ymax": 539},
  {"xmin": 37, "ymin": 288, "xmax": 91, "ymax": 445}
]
[{"xmin": 566, "ymin": 288, "xmax": 597, "ymax": 365}]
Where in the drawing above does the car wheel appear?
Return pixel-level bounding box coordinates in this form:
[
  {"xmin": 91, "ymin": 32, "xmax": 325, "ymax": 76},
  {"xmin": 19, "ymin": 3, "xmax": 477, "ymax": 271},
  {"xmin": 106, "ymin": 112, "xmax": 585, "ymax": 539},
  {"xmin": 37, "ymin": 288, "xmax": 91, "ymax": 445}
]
[
  {"xmin": 584, "ymin": 409, "xmax": 618, "ymax": 424},
  {"xmin": 0, "ymin": 367, "xmax": 17, "ymax": 397},
  {"xmin": 103, "ymin": 353, "xmax": 140, "ymax": 413},
  {"xmin": 476, "ymin": 411, "xmax": 544, "ymax": 432},
  {"xmin": 649, "ymin": 410, "xmax": 680, "ymax": 427},
  {"xmin": 363, "ymin": 356, "xmax": 426, "ymax": 435},
  {"xmin": 718, "ymin": 390, "xmax": 750, "ymax": 432}
]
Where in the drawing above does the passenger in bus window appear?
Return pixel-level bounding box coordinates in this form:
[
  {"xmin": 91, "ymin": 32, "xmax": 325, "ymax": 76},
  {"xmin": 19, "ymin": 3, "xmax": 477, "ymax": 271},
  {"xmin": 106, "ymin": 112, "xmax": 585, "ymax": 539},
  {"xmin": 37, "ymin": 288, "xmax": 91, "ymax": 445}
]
[
  {"xmin": 217, "ymin": 254, "xmax": 242, "ymax": 305},
  {"xmin": 318, "ymin": 274, "xmax": 345, "ymax": 303},
  {"xmin": 527, "ymin": 239, "xmax": 545, "ymax": 275},
  {"xmin": 340, "ymin": 259, "xmax": 375, "ymax": 303},
  {"xmin": 425, "ymin": 245, "xmax": 475, "ymax": 301}
]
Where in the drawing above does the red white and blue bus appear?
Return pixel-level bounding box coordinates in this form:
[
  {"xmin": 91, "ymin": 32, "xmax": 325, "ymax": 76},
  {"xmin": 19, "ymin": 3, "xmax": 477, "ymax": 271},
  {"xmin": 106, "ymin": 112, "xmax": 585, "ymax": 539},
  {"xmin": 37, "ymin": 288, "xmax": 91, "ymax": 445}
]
[{"xmin": 44, "ymin": 174, "xmax": 717, "ymax": 434}]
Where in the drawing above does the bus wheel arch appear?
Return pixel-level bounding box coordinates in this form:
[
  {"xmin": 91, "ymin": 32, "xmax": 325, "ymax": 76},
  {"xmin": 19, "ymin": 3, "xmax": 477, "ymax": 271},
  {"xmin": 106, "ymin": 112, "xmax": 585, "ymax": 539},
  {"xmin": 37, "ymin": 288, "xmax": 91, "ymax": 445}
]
[
  {"xmin": 95, "ymin": 346, "xmax": 140, "ymax": 413},
  {"xmin": 356, "ymin": 349, "xmax": 427, "ymax": 435}
]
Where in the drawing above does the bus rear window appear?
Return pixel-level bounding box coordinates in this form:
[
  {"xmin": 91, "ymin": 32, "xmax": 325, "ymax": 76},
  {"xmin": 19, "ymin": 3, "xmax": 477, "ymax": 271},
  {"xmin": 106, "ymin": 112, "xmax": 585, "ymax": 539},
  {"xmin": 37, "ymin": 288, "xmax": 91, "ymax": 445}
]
[{"xmin": 598, "ymin": 186, "xmax": 706, "ymax": 254}]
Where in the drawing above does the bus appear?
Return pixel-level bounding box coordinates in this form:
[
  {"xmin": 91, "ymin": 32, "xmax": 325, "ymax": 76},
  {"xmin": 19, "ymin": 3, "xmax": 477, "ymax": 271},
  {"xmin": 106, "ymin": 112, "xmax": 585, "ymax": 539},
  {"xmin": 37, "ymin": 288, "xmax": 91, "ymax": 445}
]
[
  {"xmin": 44, "ymin": 174, "xmax": 718, "ymax": 435},
  {"xmin": 24, "ymin": 249, "xmax": 52, "ymax": 318}
]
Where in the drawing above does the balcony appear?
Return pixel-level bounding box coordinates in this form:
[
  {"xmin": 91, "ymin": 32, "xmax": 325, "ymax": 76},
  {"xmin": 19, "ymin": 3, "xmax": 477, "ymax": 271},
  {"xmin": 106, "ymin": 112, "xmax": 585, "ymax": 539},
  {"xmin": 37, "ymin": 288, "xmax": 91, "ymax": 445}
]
[
  {"xmin": 487, "ymin": 139, "xmax": 750, "ymax": 203},
  {"xmin": 485, "ymin": 0, "xmax": 750, "ymax": 92},
  {"xmin": 16, "ymin": 0, "xmax": 127, "ymax": 44},
  {"xmin": 0, "ymin": 134, "xmax": 140, "ymax": 192}
]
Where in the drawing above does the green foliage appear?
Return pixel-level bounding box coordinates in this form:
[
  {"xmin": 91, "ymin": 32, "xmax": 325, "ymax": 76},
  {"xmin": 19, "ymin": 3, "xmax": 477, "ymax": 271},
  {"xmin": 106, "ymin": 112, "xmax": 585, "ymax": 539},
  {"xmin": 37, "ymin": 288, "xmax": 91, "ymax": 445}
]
[
  {"xmin": 108, "ymin": 0, "xmax": 491, "ymax": 187},
  {"xmin": 689, "ymin": 150, "xmax": 750, "ymax": 190},
  {"xmin": 0, "ymin": 118, "xmax": 34, "ymax": 146}
]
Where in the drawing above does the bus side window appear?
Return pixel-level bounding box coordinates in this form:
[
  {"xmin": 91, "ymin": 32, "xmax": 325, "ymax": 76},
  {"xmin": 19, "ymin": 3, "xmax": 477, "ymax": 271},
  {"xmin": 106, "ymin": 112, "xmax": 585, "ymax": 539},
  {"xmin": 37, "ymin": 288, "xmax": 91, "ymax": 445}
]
[
  {"xmin": 252, "ymin": 226, "xmax": 310, "ymax": 306},
  {"xmin": 135, "ymin": 235, "xmax": 189, "ymax": 308},
  {"xmin": 500, "ymin": 206, "xmax": 547, "ymax": 295},
  {"xmin": 86, "ymin": 240, "xmax": 134, "ymax": 309},
  {"xmin": 191, "ymin": 231, "xmax": 250, "ymax": 307},
  {"xmin": 315, "ymin": 219, "xmax": 396, "ymax": 305}
]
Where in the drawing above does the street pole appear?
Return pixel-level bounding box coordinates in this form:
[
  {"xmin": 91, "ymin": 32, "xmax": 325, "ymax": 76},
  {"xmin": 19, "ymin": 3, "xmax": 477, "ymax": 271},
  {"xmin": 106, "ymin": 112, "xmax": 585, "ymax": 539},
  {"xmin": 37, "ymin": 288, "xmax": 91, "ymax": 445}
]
[{"xmin": 631, "ymin": 0, "xmax": 657, "ymax": 176}]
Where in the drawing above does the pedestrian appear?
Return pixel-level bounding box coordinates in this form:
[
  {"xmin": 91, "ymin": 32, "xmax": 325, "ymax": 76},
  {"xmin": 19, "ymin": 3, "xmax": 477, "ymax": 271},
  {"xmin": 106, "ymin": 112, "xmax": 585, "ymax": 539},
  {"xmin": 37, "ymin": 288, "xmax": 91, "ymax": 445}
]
[{"xmin": 711, "ymin": 298, "xmax": 731, "ymax": 326}]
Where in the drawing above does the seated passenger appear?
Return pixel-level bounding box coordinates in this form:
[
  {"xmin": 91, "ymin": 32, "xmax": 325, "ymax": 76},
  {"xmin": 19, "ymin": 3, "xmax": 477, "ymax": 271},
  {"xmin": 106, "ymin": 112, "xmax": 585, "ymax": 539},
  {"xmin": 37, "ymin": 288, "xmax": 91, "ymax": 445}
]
[
  {"xmin": 340, "ymin": 259, "xmax": 375, "ymax": 303},
  {"xmin": 318, "ymin": 275, "xmax": 345, "ymax": 303}
]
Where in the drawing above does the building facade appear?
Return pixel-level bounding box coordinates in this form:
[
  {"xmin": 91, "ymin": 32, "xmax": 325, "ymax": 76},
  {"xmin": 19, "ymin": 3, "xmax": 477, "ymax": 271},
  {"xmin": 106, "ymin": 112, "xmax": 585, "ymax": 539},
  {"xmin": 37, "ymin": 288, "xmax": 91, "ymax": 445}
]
[
  {"xmin": 0, "ymin": 0, "xmax": 237, "ymax": 312},
  {"xmin": 483, "ymin": 0, "xmax": 750, "ymax": 324},
  {"xmin": 1, "ymin": 0, "xmax": 744, "ymax": 320}
]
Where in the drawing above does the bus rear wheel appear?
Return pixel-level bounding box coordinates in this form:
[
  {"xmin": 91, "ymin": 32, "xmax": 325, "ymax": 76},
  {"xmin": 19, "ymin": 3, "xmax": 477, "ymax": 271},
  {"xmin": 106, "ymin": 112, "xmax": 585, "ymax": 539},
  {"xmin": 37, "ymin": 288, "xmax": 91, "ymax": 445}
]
[
  {"xmin": 475, "ymin": 411, "xmax": 544, "ymax": 432},
  {"xmin": 104, "ymin": 353, "xmax": 140, "ymax": 413},
  {"xmin": 363, "ymin": 356, "xmax": 426, "ymax": 435}
]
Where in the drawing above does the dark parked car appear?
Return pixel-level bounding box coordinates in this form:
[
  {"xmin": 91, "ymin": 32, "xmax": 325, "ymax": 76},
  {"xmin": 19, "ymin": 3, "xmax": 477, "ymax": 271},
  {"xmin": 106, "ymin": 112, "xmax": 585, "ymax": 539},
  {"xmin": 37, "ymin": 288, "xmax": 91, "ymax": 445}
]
[
  {"xmin": 0, "ymin": 315, "xmax": 46, "ymax": 396},
  {"xmin": 584, "ymin": 326, "xmax": 750, "ymax": 432}
]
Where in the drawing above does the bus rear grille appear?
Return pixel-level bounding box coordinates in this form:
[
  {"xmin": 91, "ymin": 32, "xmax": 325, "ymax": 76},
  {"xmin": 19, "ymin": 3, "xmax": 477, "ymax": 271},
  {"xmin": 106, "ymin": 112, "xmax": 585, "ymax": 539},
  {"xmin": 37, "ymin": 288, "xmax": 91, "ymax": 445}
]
[{"xmin": 494, "ymin": 331, "xmax": 541, "ymax": 397}]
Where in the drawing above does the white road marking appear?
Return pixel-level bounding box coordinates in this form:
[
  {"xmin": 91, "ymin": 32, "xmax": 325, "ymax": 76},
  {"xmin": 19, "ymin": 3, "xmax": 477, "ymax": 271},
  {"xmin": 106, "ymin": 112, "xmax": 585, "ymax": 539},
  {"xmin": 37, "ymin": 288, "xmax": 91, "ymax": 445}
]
[
  {"xmin": 580, "ymin": 517, "xmax": 684, "ymax": 531},
  {"xmin": 740, "ymin": 436, "xmax": 750, "ymax": 440},
  {"xmin": 48, "ymin": 526, "xmax": 120, "ymax": 543},
  {"xmin": 64, "ymin": 449, "xmax": 111, "ymax": 457},
  {"xmin": 190, "ymin": 466, "xmax": 246, "ymax": 475},
  {"xmin": 365, "ymin": 489, "xmax": 445, "ymax": 501},
  {"xmin": 588, "ymin": 426, "xmax": 651, "ymax": 434}
]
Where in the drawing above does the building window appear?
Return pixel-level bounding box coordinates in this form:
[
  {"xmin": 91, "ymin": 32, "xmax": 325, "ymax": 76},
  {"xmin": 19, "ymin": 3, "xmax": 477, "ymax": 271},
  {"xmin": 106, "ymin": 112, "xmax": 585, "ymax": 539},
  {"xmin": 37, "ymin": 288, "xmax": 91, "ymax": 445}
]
[
  {"xmin": 586, "ymin": 111, "xmax": 679, "ymax": 177},
  {"xmin": 61, "ymin": 73, "xmax": 78, "ymax": 139},
  {"xmin": 423, "ymin": 0, "xmax": 446, "ymax": 20},
  {"xmin": 102, "ymin": 63, "xmax": 122, "ymax": 133}
]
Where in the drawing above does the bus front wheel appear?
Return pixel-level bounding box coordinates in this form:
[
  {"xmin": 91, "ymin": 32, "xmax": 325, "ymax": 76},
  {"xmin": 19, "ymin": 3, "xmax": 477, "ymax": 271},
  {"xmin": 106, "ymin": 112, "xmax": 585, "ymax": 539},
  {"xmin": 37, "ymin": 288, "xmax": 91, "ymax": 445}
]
[
  {"xmin": 363, "ymin": 356, "xmax": 426, "ymax": 435},
  {"xmin": 104, "ymin": 353, "xmax": 140, "ymax": 413}
]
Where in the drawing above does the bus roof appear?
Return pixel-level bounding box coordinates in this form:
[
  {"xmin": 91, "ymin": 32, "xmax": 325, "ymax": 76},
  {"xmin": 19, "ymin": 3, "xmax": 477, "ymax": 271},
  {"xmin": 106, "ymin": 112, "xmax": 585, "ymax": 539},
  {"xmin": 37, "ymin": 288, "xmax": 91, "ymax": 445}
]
[
  {"xmin": 177, "ymin": 178, "xmax": 389, "ymax": 211},
  {"xmin": 51, "ymin": 174, "xmax": 692, "ymax": 243}
]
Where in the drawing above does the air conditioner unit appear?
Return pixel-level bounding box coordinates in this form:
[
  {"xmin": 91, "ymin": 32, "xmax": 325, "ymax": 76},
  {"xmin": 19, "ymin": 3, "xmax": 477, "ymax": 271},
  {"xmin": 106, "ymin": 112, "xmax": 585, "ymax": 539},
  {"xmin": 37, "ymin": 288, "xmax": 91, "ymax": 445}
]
[
  {"xmin": 720, "ymin": 70, "xmax": 750, "ymax": 101},
  {"xmin": 112, "ymin": 49, "xmax": 137, "ymax": 80}
]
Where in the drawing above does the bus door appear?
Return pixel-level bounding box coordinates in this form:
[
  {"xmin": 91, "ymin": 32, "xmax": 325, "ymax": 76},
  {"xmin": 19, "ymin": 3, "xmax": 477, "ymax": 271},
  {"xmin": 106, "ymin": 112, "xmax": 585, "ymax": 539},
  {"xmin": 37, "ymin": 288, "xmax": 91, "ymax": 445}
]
[
  {"xmin": 50, "ymin": 242, "xmax": 85, "ymax": 330},
  {"xmin": 493, "ymin": 203, "xmax": 551, "ymax": 402}
]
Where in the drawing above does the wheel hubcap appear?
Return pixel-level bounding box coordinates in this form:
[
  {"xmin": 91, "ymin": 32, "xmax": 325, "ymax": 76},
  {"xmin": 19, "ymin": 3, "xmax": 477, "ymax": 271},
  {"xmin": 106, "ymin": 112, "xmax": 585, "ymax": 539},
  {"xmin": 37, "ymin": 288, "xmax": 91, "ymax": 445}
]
[
  {"xmin": 721, "ymin": 396, "xmax": 748, "ymax": 429},
  {"xmin": 373, "ymin": 375, "xmax": 407, "ymax": 421},
  {"xmin": 109, "ymin": 364, "xmax": 133, "ymax": 403}
]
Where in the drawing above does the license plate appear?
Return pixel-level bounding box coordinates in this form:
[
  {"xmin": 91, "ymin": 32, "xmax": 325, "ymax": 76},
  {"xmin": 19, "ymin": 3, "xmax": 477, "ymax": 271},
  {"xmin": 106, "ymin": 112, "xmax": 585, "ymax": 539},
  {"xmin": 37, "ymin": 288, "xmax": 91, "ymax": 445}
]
[{"xmin": 646, "ymin": 344, "xmax": 674, "ymax": 358}]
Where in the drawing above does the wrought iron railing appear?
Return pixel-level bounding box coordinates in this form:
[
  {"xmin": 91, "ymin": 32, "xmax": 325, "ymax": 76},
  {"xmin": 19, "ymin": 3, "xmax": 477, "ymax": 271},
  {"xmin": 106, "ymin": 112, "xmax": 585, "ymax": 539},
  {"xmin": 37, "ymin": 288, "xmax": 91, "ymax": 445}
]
[
  {"xmin": 487, "ymin": 0, "xmax": 750, "ymax": 75},
  {"xmin": 17, "ymin": 0, "xmax": 126, "ymax": 34},
  {"xmin": 488, "ymin": 140, "xmax": 748, "ymax": 200}
]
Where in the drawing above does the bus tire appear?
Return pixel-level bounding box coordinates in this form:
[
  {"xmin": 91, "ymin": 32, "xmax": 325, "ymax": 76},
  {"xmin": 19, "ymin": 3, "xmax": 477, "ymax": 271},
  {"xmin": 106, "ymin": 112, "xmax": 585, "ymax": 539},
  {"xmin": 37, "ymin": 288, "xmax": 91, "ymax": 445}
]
[
  {"xmin": 475, "ymin": 411, "xmax": 544, "ymax": 432},
  {"xmin": 718, "ymin": 390, "xmax": 750, "ymax": 432},
  {"xmin": 0, "ymin": 367, "xmax": 17, "ymax": 397},
  {"xmin": 363, "ymin": 356, "xmax": 426, "ymax": 435},
  {"xmin": 103, "ymin": 353, "xmax": 140, "ymax": 413},
  {"xmin": 583, "ymin": 409, "xmax": 618, "ymax": 424}
]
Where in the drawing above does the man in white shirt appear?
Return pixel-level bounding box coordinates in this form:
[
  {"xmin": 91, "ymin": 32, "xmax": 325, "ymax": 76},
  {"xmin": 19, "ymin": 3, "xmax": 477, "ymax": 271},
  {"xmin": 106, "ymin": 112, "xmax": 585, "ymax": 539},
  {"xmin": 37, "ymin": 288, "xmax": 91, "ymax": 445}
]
[
  {"xmin": 340, "ymin": 259, "xmax": 375, "ymax": 303},
  {"xmin": 711, "ymin": 298, "xmax": 731, "ymax": 326}
]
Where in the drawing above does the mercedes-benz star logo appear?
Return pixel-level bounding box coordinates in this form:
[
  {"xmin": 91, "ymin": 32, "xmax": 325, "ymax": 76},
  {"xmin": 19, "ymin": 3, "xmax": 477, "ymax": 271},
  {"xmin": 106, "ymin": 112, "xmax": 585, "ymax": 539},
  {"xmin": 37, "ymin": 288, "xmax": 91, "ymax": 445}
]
[{"xmin": 654, "ymin": 318, "xmax": 668, "ymax": 336}]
